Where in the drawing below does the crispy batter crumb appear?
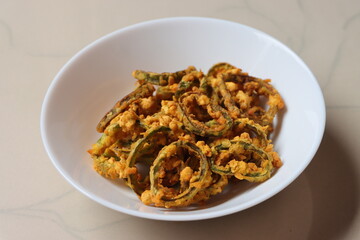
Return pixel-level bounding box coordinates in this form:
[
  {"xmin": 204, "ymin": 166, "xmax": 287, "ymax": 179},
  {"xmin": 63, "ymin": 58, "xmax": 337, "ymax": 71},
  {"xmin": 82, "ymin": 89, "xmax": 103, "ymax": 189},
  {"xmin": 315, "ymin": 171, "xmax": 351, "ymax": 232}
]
[{"xmin": 89, "ymin": 63, "xmax": 284, "ymax": 208}]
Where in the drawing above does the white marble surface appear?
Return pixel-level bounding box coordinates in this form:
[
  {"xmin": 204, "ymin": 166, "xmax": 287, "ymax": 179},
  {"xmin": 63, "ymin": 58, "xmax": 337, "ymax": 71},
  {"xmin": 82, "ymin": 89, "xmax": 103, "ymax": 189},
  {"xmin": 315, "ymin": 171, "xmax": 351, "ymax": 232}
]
[{"xmin": 1, "ymin": 0, "xmax": 359, "ymax": 239}]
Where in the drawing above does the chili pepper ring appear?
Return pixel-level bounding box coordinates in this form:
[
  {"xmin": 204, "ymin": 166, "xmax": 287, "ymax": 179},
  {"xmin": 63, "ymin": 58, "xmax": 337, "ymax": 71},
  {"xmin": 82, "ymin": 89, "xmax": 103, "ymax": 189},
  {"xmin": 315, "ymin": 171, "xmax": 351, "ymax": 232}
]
[{"xmin": 88, "ymin": 63, "xmax": 285, "ymax": 208}]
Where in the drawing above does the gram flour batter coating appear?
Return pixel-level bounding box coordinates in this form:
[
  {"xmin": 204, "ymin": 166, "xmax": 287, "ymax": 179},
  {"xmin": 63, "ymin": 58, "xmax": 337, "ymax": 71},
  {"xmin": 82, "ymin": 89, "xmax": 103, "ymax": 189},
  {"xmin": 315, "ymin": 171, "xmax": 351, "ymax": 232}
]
[{"xmin": 88, "ymin": 63, "xmax": 284, "ymax": 208}]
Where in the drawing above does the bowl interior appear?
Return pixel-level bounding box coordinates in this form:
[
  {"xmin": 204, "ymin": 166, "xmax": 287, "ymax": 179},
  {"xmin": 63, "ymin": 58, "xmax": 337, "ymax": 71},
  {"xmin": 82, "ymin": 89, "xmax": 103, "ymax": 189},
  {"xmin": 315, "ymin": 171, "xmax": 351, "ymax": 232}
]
[{"xmin": 41, "ymin": 17, "xmax": 325, "ymax": 221}]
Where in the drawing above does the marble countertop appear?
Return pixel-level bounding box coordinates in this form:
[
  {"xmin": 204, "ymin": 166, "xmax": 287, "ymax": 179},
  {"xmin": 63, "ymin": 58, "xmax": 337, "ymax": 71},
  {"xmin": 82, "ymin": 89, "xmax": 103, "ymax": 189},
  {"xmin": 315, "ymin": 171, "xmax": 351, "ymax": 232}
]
[{"xmin": 1, "ymin": 0, "xmax": 359, "ymax": 239}]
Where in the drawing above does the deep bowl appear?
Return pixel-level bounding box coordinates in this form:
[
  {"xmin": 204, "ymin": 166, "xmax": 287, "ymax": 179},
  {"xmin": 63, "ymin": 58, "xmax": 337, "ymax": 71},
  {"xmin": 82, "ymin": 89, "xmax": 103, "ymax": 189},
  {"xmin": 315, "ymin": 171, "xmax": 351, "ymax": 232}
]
[{"xmin": 41, "ymin": 17, "xmax": 326, "ymax": 221}]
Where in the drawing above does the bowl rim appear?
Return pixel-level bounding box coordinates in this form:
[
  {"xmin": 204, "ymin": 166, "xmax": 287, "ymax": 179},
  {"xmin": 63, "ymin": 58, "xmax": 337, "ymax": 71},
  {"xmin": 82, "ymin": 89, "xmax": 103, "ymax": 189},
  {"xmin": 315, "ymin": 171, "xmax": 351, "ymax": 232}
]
[{"xmin": 40, "ymin": 16, "xmax": 326, "ymax": 221}]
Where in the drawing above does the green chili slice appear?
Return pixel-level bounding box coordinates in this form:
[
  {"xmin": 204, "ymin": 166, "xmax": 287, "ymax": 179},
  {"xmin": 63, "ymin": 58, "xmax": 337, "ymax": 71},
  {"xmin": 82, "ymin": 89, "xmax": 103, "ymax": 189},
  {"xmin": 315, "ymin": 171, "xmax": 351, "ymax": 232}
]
[
  {"xmin": 149, "ymin": 140, "xmax": 210, "ymax": 208},
  {"xmin": 156, "ymin": 86, "xmax": 176, "ymax": 100},
  {"xmin": 92, "ymin": 155, "xmax": 124, "ymax": 179},
  {"xmin": 209, "ymin": 76, "xmax": 242, "ymax": 118},
  {"xmin": 250, "ymin": 78, "xmax": 284, "ymax": 126},
  {"xmin": 207, "ymin": 62, "xmax": 237, "ymax": 77},
  {"xmin": 178, "ymin": 91, "xmax": 233, "ymax": 137},
  {"xmin": 232, "ymin": 118, "xmax": 269, "ymax": 147},
  {"xmin": 174, "ymin": 71, "xmax": 204, "ymax": 99},
  {"xmin": 96, "ymin": 82, "xmax": 155, "ymax": 133},
  {"xmin": 132, "ymin": 66, "xmax": 196, "ymax": 86},
  {"xmin": 211, "ymin": 139, "xmax": 274, "ymax": 182},
  {"xmin": 90, "ymin": 123, "xmax": 121, "ymax": 156},
  {"xmin": 125, "ymin": 126, "xmax": 171, "ymax": 196},
  {"xmin": 221, "ymin": 70, "xmax": 284, "ymax": 126}
]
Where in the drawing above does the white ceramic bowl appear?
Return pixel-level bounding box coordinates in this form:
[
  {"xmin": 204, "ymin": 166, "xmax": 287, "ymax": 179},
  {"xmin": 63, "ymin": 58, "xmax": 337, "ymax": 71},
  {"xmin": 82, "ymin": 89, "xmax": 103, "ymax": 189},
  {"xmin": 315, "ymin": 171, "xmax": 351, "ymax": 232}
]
[{"xmin": 41, "ymin": 17, "xmax": 326, "ymax": 221}]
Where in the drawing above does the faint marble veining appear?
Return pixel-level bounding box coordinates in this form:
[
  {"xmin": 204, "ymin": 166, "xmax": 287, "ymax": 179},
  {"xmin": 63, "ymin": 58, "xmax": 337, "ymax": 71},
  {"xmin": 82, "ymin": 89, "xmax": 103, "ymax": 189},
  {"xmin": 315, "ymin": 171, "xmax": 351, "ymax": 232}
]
[
  {"xmin": 0, "ymin": 19, "xmax": 13, "ymax": 48},
  {"xmin": 0, "ymin": 17, "xmax": 71, "ymax": 58},
  {"xmin": 0, "ymin": 190, "xmax": 74, "ymax": 213},
  {"xmin": 4, "ymin": 211, "xmax": 84, "ymax": 240},
  {"xmin": 0, "ymin": 190, "xmax": 84, "ymax": 239},
  {"xmin": 323, "ymin": 10, "xmax": 360, "ymax": 92},
  {"xmin": 243, "ymin": 0, "xmax": 284, "ymax": 32},
  {"xmin": 0, "ymin": 189, "xmax": 132, "ymax": 238},
  {"xmin": 214, "ymin": 0, "xmax": 285, "ymax": 34},
  {"xmin": 324, "ymin": 37, "xmax": 346, "ymax": 89},
  {"xmin": 343, "ymin": 11, "xmax": 360, "ymax": 29}
]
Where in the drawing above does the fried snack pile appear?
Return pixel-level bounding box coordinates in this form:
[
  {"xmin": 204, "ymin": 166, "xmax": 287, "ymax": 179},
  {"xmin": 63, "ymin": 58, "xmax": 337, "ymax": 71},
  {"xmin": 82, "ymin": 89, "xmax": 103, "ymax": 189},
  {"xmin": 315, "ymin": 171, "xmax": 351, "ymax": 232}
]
[{"xmin": 88, "ymin": 63, "xmax": 284, "ymax": 208}]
